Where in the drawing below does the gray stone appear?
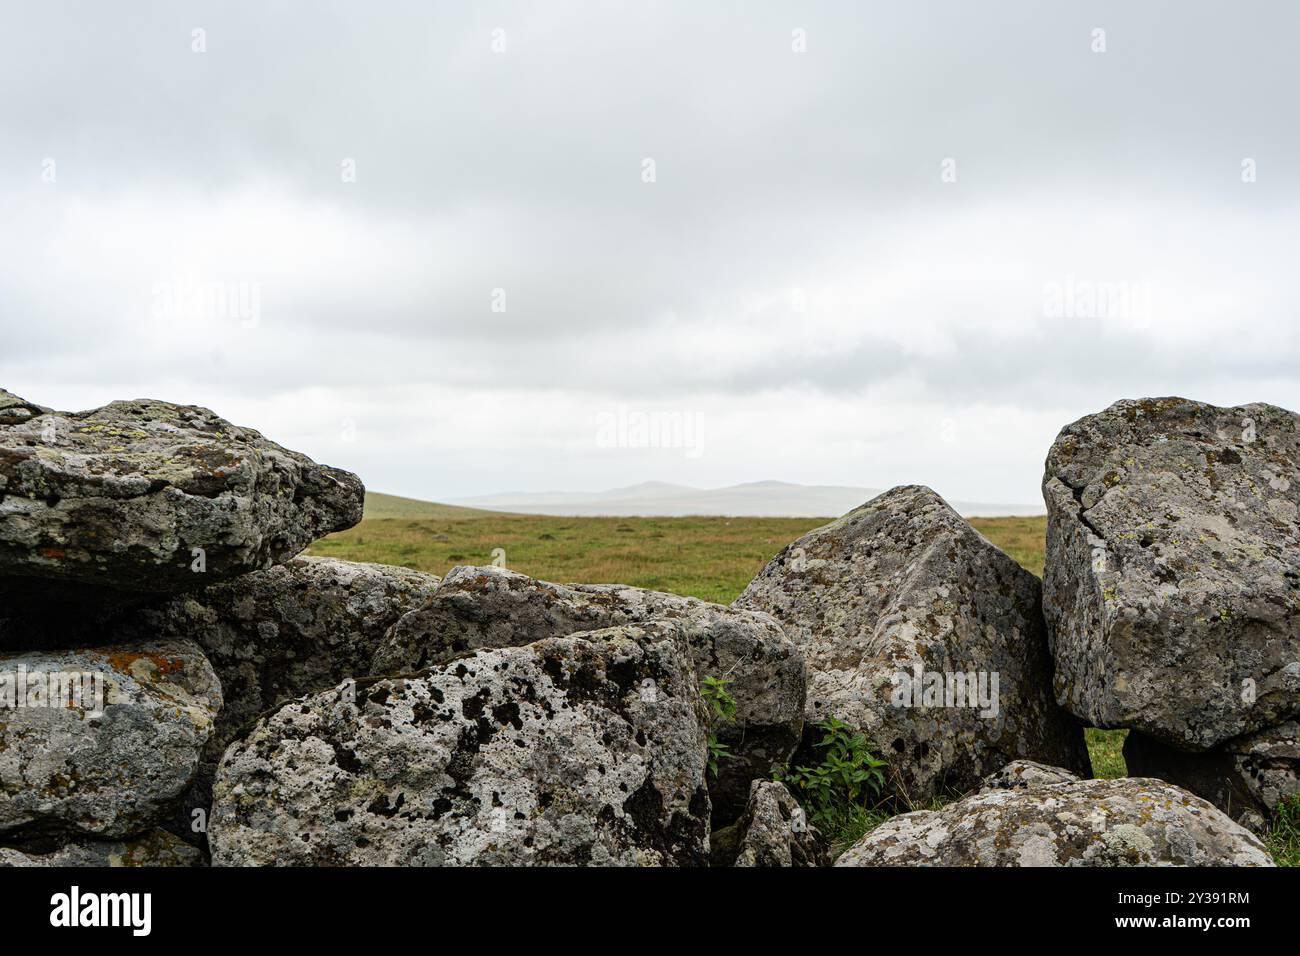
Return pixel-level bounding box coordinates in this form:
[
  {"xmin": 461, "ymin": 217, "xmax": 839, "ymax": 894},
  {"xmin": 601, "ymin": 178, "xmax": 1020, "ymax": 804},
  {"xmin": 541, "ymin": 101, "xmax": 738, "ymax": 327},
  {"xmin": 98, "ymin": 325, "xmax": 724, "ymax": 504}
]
[
  {"xmin": 0, "ymin": 389, "xmax": 363, "ymax": 645},
  {"xmin": 374, "ymin": 565, "xmax": 804, "ymax": 823},
  {"xmin": 209, "ymin": 621, "xmax": 711, "ymax": 866},
  {"xmin": 730, "ymin": 780, "xmax": 826, "ymax": 867},
  {"xmin": 118, "ymin": 556, "xmax": 440, "ymax": 839},
  {"xmin": 1124, "ymin": 722, "xmax": 1300, "ymax": 834},
  {"xmin": 0, "ymin": 640, "xmax": 221, "ymax": 838},
  {"xmin": 979, "ymin": 759, "xmax": 1081, "ymax": 792},
  {"xmin": 1043, "ymin": 397, "xmax": 1300, "ymax": 750},
  {"xmin": 836, "ymin": 777, "xmax": 1274, "ymax": 867},
  {"xmin": 735, "ymin": 485, "xmax": 1089, "ymax": 804},
  {"xmin": 0, "ymin": 388, "xmax": 47, "ymax": 426},
  {"xmin": 0, "ymin": 829, "xmax": 202, "ymax": 867}
]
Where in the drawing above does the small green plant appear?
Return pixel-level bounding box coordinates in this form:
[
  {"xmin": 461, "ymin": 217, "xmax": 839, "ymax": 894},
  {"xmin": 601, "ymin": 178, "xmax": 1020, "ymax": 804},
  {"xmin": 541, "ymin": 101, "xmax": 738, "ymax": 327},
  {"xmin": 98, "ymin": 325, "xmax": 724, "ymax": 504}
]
[
  {"xmin": 707, "ymin": 737, "xmax": 735, "ymax": 778},
  {"xmin": 700, "ymin": 676, "xmax": 738, "ymax": 777},
  {"xmin": 1266, "ymin": 796, "xmax": 1300, "ymax": 867},
  {"xmin": 778, "ymin": 716, "xmax": 888, "ymax": 835},
  {"xmin": 700, "ymin": 676, "xmax": 737, "ymax": 722}
]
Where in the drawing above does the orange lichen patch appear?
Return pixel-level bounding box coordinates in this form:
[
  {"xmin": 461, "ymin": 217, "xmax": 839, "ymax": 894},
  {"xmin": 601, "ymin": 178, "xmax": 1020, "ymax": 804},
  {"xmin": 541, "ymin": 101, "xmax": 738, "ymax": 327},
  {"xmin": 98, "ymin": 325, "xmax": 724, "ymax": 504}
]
[
  {"xmin": 39, "ymin": 548, "xmax": 66, "ymax": 560},
  {"xmin": 106, "ymin": 651, "xmax": 185, "ymax": 680}
]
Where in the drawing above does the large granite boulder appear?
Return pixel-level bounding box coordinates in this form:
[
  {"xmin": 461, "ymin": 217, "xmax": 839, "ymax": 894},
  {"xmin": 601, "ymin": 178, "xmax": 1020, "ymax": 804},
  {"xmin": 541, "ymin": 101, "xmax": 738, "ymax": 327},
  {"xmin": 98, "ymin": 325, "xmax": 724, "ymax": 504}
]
[
  {"xmin": 734, "ymin": 485, "xmax": 1089, "ymax": 803},
  {"xmin": 0, "ymin": 640, "xmax": 221, "ymax": 839},
  {"xmin": 373, "ymin": 565, "xmax": 805, "ymax": 823},
  {"xmin": 1124, "ymin": 722, "xmax": 1300, "ymax": 834},
  {"xmin": 209, "ymin": 622, "xmax": 711, "ymax": 866},
  {"xmin": 836, "ymin": 777, "xmax": 1274, "ymax": 867},
  {"xmin": 117, "ymin": 557, "xmax": 440, "ymax": 839},
  {"xmin": 0, "ymin": 388, "xmax": 364, "ymax": 645},
  {"xmin": 0, "ymin": 829, "xmax": 202, "ymax": 867},
  {"xmin": 1043, "ymin": 397, "xmax": 1300, "ymax": 750}
]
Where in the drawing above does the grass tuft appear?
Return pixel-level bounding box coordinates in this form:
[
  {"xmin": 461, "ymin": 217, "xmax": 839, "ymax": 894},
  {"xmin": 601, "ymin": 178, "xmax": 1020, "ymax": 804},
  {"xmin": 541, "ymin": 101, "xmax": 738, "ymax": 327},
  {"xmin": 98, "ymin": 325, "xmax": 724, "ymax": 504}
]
[
  {"xmin": 1266, "ymin": 797, "xmax": 1300, "ymax": 867},
  {"xmin": 1085, "ymin": 728, "xmax": 1128, "ymax": 779}
]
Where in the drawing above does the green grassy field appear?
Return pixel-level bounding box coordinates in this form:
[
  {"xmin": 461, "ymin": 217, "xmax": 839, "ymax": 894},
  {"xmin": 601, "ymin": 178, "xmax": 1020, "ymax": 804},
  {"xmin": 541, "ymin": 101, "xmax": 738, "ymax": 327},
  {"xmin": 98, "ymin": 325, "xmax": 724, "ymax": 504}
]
[
  {"xmin": 360, "ymin": 491, "xmax": 498, "ymax": 521},
  {"xmin": 310, "ymin": 496, "xmax": 1295, "ymax": 864},
  {"xmin": 314, "ymin": 494, "xmax": 826, "ymax": 605}
]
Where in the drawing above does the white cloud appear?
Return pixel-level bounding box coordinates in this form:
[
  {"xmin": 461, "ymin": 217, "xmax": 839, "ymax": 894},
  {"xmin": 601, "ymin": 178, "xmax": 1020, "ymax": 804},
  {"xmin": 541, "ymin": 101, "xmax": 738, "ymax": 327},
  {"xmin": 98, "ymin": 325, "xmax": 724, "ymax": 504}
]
[{"xmin": 3, "ymin": 1, "xmax": 1298, "ymax": 507}]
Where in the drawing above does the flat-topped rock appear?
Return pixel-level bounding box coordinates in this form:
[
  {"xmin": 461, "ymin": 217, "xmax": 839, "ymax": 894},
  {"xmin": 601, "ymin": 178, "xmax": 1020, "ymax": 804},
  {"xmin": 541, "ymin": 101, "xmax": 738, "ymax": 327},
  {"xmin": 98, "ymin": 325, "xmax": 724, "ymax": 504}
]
[
  {"xmin": 1043, "ymin": 397, "xmax": 1300, "ymax": 750},
  {"xmin": 735, "ymin": 485, "xmax": 1089, "ymax": 803},
  {"xmin": 0, "ymin": 389, "xmax": 363, "ymax": 643}
]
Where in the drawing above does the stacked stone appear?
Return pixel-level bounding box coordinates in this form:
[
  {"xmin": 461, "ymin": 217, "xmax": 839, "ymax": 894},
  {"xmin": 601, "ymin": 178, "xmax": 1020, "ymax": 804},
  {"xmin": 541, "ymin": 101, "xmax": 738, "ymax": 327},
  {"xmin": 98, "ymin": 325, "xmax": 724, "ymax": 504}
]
[
  {"xmin": 0, "ymin": 387, "xmax": 402, "ymax": 864},
  {"xmin": 3, "ymin": 386, "xmax": 1286, "ymax": 867},
  {"xmin": 0, "ymin": 387, "xmax": 810, "ymax": 866}
]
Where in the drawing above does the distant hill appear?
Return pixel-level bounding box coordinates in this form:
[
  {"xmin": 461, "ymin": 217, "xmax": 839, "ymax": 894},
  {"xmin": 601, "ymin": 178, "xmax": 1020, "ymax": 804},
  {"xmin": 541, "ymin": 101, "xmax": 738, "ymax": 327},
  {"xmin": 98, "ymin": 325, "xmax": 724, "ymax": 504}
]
[
  {"xmin": 362, "ymin": 492, "xmax": 498, "ymax": 521},
  {"xmin": 446, "ymin": 480, "xmax": 1044, "ymax": 519}
]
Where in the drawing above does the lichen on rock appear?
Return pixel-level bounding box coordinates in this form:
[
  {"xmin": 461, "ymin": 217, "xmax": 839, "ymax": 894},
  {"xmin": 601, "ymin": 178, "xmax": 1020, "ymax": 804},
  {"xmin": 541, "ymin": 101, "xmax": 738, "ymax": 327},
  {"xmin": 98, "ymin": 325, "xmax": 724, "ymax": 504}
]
[
  {"xmin": 373, "ymin": 565, "xmax": 805, "ymax": 823},
  {"xmin": 736, "ymin": 485, "xmax": 1089, "ymax": 804},
  {"xmin": 0, "ymin": 639, "xmax": 221, "ymax": 839},
  {"xmin": 1043, "ymin": 397, "xmax": 1300, "ymax": 750},
  {"xmin": 209, "ymin": 621, "xmax": 711, "ymax": 866},
  {"xmin": 0, "ymin": 389, "xmax": 364, "ymax": 646},
  {"xmin": 836, "ymin": 777, "xmax": 1274, "ymax": 867}
]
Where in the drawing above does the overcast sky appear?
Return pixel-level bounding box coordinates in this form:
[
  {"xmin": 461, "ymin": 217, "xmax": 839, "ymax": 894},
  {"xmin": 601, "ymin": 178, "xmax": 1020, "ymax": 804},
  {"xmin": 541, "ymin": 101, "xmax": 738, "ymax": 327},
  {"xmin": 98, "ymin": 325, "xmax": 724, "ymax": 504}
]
[{"xmin": 2, "ymin": 1, "xmax": 1297, "ymax": 506}]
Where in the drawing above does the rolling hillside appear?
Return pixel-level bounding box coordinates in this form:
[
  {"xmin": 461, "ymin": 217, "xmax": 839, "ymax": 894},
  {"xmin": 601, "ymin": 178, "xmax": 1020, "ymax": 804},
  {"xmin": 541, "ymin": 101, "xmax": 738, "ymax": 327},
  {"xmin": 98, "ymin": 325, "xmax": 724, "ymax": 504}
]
[{"xmin": 362, "ymin": 492, "xmax": 499, "ymax": 521}]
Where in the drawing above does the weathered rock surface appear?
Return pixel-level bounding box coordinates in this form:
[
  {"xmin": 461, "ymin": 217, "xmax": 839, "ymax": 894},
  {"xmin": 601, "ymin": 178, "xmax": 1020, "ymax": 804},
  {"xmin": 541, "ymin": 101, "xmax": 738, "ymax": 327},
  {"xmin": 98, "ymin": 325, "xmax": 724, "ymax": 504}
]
[
  {"xmin": 374, "ymin": 565, "xmax": 804, "ymax": 822},
  {"xmin": 0, "ymin": 389, "xmax": 364, "ymax": 645},
  {"xmin": 1043, "ymin": 397, "xmax": 1300, "ymax": 750},
  {"xmin": 735, "ymin": 485, "xmax": 1089, "ymax": 803},
  {"xmin": 1125, "ymin": 722, "xmax": 1300, "ymax": 834},
  {"xmin": 727, "ymin": 780, "xmax": 826, "ymax": 867},
  {"xmin": 0, "ymin": 388, "xmax": 47, "ymax": 426},
  {"xmin": 836, "ymin": 777, "xmax": 1274, "ymax": 867},
  {"xmin": 0, "ymin": 640, "xmax": 221, "ymax": 839},
  {"xmin": 979, "ymin": 759, "xmax": 1081, "ymax": 793},
  {"xmin": 0, "ymin": 829, "xmax": 202, "ymax": 867},
  {"xmin": 209, "ymin": 622, "xmax": 711, "ymax": 866},
  {"xmin": 117, "ymin": 557, "xmax": 440, "ymax": 839}
]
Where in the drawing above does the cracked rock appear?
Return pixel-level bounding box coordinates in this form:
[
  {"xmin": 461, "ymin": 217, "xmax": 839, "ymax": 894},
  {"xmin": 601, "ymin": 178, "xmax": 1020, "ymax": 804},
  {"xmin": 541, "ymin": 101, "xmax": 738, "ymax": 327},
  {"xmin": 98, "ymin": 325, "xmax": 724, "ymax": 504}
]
[{"xmin": 1043, "ymin": 397, "xmax": 1300, "ymax": 750}]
